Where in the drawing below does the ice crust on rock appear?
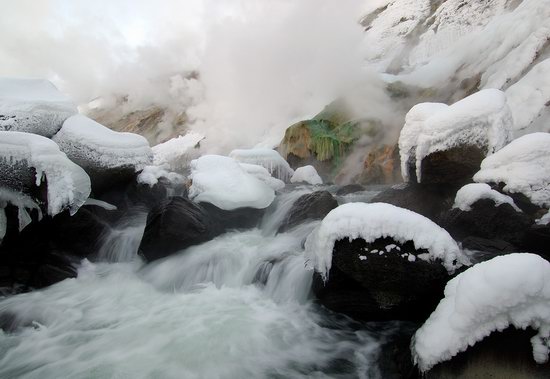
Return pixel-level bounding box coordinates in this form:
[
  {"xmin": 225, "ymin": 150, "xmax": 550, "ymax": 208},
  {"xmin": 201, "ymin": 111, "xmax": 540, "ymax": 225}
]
[
  {"xmin": 399, "ymin": 89, "xmax": 513, "ymax": 182},
  {"xmin": 137, "ymin": 165, "xmax": 184, "ymax": 188},
  {"xmin": 305, "ymin": 202, "xmax": 466, "ymax": 280},
  {"xmin": 239, "ymin": 163, "xmax": 285, "ymax": 191},
  {"xmin": 0, "ymin": 131, "xmax": 90, "ymax": 216},
  {"xmin": 152, "ymin": 132, "xmax": 204, "ymax": 171},
  {"xmin": 0, "ymin": 78, "xmax": 77, "ymax": 138},
  {"xmin": 229, "ymin": 148, "xmax": 294, "ymax": 182},
  {"xmin": 413, "ymin": 253, "xmax": 550, "ymax": 372},
  {"xmin": 189, "ymin": 155, "xmax": 276, "ymax": 210},
  {"xmin": 290, "ymin": 166, "xmax": 323, "ymax": 185},
  {"xmin": 453, "ymin": 183, "xmax": 520, "ymax": 212},
  {"xmin": 53, "ymin": 114, "xmax": 153, "ymax": 172},
  {"xmin": 474, "ymin": 133, "xmax": 550, "ymax": 207}
]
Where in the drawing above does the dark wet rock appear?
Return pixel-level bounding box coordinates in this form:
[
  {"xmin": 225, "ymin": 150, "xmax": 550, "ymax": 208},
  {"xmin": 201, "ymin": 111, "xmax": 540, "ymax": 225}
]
[
  {"xmin": 335, "ymin": 184, "xmax": 366, "ymax": 196},
  {"xmin": 200, "ymin": 202, "xmax": 265, "ymax": 235},
  {"xmin": 423, "ymin": 327, "xmax": 550, "ymax": 379},
  {"xmin": 313, "ymin": 237, "xmax": 451, "ymax": 321},
  {"xmin": 375, "ymin": 322, "xmax": 419, "ymax": 379},
  {"xmin": 460, "ymin": 236, "xmax": 517, "ymax": 263},
  {"xmin": 522, "ymin": 224, "xmax": 550, "ymax": 261},
  {"xmin": 278, "ymin": 191, "xmax": 338, "ymax": 233}
]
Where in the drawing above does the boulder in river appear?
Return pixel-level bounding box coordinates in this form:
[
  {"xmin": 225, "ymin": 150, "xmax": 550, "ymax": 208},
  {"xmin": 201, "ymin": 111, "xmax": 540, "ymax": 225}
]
[{"xmin": 278, "ymin": 191, "xmax": 338, "ymax": 233}]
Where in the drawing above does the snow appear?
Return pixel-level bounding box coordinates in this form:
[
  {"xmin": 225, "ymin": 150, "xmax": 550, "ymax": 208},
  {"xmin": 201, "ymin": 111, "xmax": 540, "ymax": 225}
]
[
  {"xmin": 0, "ymin": 78, "xmax": 77, "ymax": 138},
  {"xmin": 399, "ymin": 89, "xmax": 513, "ymax": 182},
  {"xmin": 189, "ymin": 155, "xmax": 276, "ymax": 210},
  {"xmin": 239, "ymin": 163, "xmax": 285, "ymax": 191},
  {"xmin": 505, "ymin": 58, "xmax": 550, "ymax": 131},
  {"xmin": 229, "ymin": 148, "xmax": 294, "ymax": 182},
  {"xmin": 152, "ymin": 132, "xmax": 204, "ymax": 171},
  {"xmin": 136, "ymin": 165, "xmax": 184, "ymax": 188},
  {"xmin": 53, "ymin": 114, "xmax": 152, "ymax": 172},
  {"xmin": 304, "ymin": 202, "xmax": 467, "ymax": 280},
  {"xmin": 453, "ymin": 183, "xmax": 521, "ymax": 212},
  {"xmin": 474, "ymin": 133, "xmax": 550, "ymax": 207},
  {"xmin": 536, "ymin": 210, "xmax": 550, "ymax": 226},
  {"xmin": 290, "ymin": 165, "xmax": 323, "ymax": 185},
  {"xmin": 0, "ymin": 131, "xmax": 90, "ymax": 216},
  {"xmin": 413, "ymin": 253, "xmax": 550, "ymax": 372}
]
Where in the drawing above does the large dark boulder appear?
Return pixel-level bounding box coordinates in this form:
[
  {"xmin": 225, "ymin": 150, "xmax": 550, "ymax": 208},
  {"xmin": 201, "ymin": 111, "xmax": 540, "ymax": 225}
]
[
  {"xmin": 313, "ymin": 237, "xmax": 452, "ymax": 321},
  {"xmin": 200, "ymin": 202, "xmax": 265, "ymax": 235},
  {"xmin": 278, "ymin": 191, "xmax": 338, "ymax": 233}
]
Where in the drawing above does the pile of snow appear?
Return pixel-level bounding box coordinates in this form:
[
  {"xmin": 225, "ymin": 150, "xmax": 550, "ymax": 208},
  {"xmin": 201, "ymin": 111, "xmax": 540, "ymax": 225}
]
[
  {"xmin": 239, "ymin": 163, "xmax": 285, "ymax": 191},
  {"xmin": 474, "ymin": 133, "xmax": 550, "ymax": 207},
  {"xmin": 152, "ymin": 132, "xmax": 204, "ymax": 171},
  {"xmin": 189, "ymin": 155, "xmax": 276, "ymax": 210},
  {"xmin": 0, "ymin": 78, "xmax": 77, "ymax": 137},
  {"xmin": 305, "ymin": 202, "xmax": 467, "ymax": 280},
  {"xmin": 453, "ymin": 183, "xmax": 520, "ymax": 212},
  {"xmin": 229, "ymin": 148, "xmax": 294, "ymax": 182},
  {"xmin": 399, "ymin": 89, "xmax": 513, "ymax": 182},
  {"xmin": 136, "ymin": 165, "xmax": 184, "ymax": 188},
  {"xmin": 53, "ymin": 114, "xmax": 152, "ymax": 172},
  {"xmin": 0, "ymin": 131, "xmax": 90, "ymax": 216},
  {"xmin": 290, "ymin": 165, "xmax": 323, "ymax": 185},
  {"xmin": 413, "ymin": 253, "xmax": 550, "ymax": 372}
]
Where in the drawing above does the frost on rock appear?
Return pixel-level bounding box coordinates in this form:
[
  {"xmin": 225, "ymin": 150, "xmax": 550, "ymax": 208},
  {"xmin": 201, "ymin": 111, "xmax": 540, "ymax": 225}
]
[
  {"xmin": 0, "ymin": 78, "xmax": 77, "ymax": 138},
  {"xmin": 137, "ymin": 165, "xmax": 184, "ymax": 188},
  {"xmin": 239, "ymin": 163, "xmax": 285, "ymax": 191},
  {"xmin": 290, "ymin": 165, "xmax": 323, "ymax": 185},
  {"xmin": 0, "ymin": 131, "xmax": 91, "ymax": 217},
  {"xmin": 229, "ymin": 148, "xmax": 294, "ymax": 182},
  {"xmin": 474, "ymin": 133, "xmax": 550, "ymax": 207},
  {"xmin": 53, "ymin": 114, "xmax": 153, "ymax": 173},
  {"xmin": 453, "ymin": 183, "xmax": 520, "ymax": 212},
  {"xmin": 152, "ymin": 132, "xmax": 204, "ymax": 171},
  {"xmin": 304, "ymin": 202, "xmax": 466, "ymax": 280},
  {"xmin": 505, "ymin": 58, "xmax": 550, "ymax": 131},
  {"xmin": 413, "ymin": 253, "xmax": 550, "ymax": 372},
  {"xmin": 189, "ymin": 155, "xmax": 276, "ymax": 211},
  {"xmin": 398, "ymin": 89, "xmax": 513, "ymax": 182}
]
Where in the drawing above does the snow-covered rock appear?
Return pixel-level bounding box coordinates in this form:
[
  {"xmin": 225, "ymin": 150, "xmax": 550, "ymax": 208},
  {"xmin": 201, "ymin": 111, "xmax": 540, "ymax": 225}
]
[
  {"xmin": 229, "ymin": 148, "xmax": 294, "ymax": 182},
  {"xmin": 136, "ymin": 165, "xmax": 184, "ymax": 188},
  {"xmin": 53, "ymin": 115, "xmax": 152, "ymax": 191},
  {"xmin": 239, "ymin": 163, "xmax": 285, "ymax": 191},
  {"xmin": 413, "ymin": 253, "xmax": 550, "ymax": 372},
  {"xmin": 151, "ymin": 132, "xmax": 204, "ymax": 171},
  {"xmin": 453, "ymin": 183, "xmax": 520, "ymax": 212},
  {"xmin": 305, "ymin": 202, "xmax": 467, "ymax": 280},
  {"xmin": 290, "ymin": 165, "xmax": 323, "ymax": 185},
  {"xmin": 0, "ymin": 131, "xmax": 90, "ymax": 217},
  {"xmin": 474, "ymin": 133, "xmax": 550, "ymax": 207},
  {"xmin": 399, "ymin": 89, "xmax": 513, "ymax": 183},
  {"xmin": 0, "ymin": 78, "xmax": 77, "ymax": 138},
  {"xmin": 536, "ymin": 210, "xmax": 550, "ymax": 226},
  {"xmin": 189, "ymin": 155, "xmax": 276, "ymax": 210}
]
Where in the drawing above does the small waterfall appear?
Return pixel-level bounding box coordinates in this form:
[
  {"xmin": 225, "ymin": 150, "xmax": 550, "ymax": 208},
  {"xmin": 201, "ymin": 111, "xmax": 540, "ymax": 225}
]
[
  {"xmin": 96, "ymin": 209, "xmax": 147, "ymax": 262},
  {"xmin": 260, "ymin": 188, "xmax": 312, "ymax": 235}
]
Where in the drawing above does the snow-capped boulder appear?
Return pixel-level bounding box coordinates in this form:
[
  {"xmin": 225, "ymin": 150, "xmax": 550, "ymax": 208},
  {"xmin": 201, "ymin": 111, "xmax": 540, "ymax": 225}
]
[
  {"xmin": 474, "ymin": 132, "xmax": 550, "ymax": 208},
  {"xmin": 399, "ymin": 89, "xmax": 513, "ymax": 185},
  {"xmin": 278, "ymin": 191, "xmax": 337, "ymax": 233},
  {"xmin": 151, "ymin": 132, "xmax": 204, "ymax": 172},
  {"xmin": 453, "ymin": 183, "xmax": 520, "ymax": 212},
  {"xmin": 53, "ymin": 114, "xmax": 153, "ymax": 193},
  {"xmin": 290, "ymin": 165, "xmax": 323, "ymax": 185},
  {"xmin": 189, "ymin": 155, "xmax": 276, "ymax": 210},
  {"xmin": 0, "ymin": 131, "xmax": 90, "ymax": 218},
  {"xmin": 229, "ymin": 148, "xmax": 294, "ymax": 182},
  {"xmin": 413, "ymin": 253, "xmax": 550, "ymax": 372},
  {"xmin": 239, "ymin": 163, "xmax": 285, "ymax": 191},
  {"xmin": 0, "ymin": 78, "xmax": 77, "ymax": 138}
]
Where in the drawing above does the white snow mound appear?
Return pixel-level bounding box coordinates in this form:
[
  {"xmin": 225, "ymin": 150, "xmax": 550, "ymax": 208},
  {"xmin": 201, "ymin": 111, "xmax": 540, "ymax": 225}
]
[
  {"xmin": 399, "ymin": 89, "xmax": 513, "ymax": 182},
  {"xmin": 0, "ymin": 78, "xmax": 77, "ymax": 137},
  {"xmin": 53, "ymin": 114, "xmax": 152, "ymax": 172},
  {"xmin": 189, "ymin": 155, "xmax": 276, "ymax": 210},
  {"xmin": 413, "ymin": 253, "xmax": 550, "ymax": 372},
  {"xmin": 0, "ymin": 131, "xmax": 90, "ymax": 216},
  {"xmin": 290, "ymin": 166, "xmax": 323, "ymax": 185},
  {"xmin": 305, "ymin": 202, "xmax": 467, "ymax": 280},
  {"xmin": 474, "ymin": 132, "xmax": 550, "ymax": 207},
  {"xmin": 239, "ymin": 163, "xmax": 285, "ymax": 191},
  {"xmin": 229, "ymin": 148, "xmax": 294, "ymax": 182},
  {"xmin": 453, "ymin": 183, "xmax": 520, "ymax": 212},
  {"xmin": 152, "ymin": 132, "xmax": 204, "ymax": 171}
]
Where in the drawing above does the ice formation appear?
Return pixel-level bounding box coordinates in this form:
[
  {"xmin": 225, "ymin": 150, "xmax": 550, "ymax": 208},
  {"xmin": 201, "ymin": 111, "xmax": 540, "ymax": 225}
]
[
  {"xmin": 239, "ymin": 163, "xmax": 285, "ymax": 191},
  {"xmin": 474, "ymin": 133, "xmax": 550, "ymax": 207},
  {"xmin": 136, "ymin": 165, "xmax": 184, "ymax": 188},
  {"xmin": 536, "ymin": 210, "xmax": 550, "ymax": 226},
  {"xmin": 398, "ymin": 89, "xmax": 513, "ymax": 182},
  {"xmin": 0, "ymin": 78, "xmax": 77, "ymax": 138},
  {"xmin": 413, "ymin": 253, "xmax": 550, "ymax": 372},
  {"xmin": 189, "ymin": 155, "xmax": 276, "ymax": 210},
  {"xmin": 305, "ymin": 202, "xmax": 467, "ymax": 280},
  {"xmin": 53, "ymin": 114, "xmax": 152, "ymax": 173},
  {"xmin": 229, "ymin": 148, "xmax": 294, "ymax": 182},
  {"xmin": 453, "ymin": 183, "xmax": 520, "ymax": 212},
  {"xmin": 0, "ymin": 131, "xmax": 90, "ymax": 216},
  {"xmin": 290, "ymin": 166, "xmax": 323, "ymax": 185},
  {"xmin": 152, "ymin": 132, "xmax": 204, "ymax": 171}
]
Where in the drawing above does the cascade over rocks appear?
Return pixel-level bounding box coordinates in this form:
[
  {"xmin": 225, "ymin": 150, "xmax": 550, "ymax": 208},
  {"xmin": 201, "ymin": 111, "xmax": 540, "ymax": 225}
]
[{"xmin": 278, "ymin": 191, "xmax": 338, "ymax": 233}]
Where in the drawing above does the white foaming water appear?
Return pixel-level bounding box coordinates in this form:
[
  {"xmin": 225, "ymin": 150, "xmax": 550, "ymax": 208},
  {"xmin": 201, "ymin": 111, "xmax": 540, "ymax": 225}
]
[
  {"xmin": 96, "ymin": 209, "xmax": 148, "ymax": 262},
  {"xmin": 0, "ymin": 190, "xmax": 386, "ymax": 378}
]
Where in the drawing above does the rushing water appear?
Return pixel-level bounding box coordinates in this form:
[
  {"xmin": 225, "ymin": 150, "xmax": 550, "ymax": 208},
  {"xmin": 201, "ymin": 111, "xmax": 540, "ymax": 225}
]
[{"xmin": 0, "ymin": 187, "xmax": 393, "ymax": 379}]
